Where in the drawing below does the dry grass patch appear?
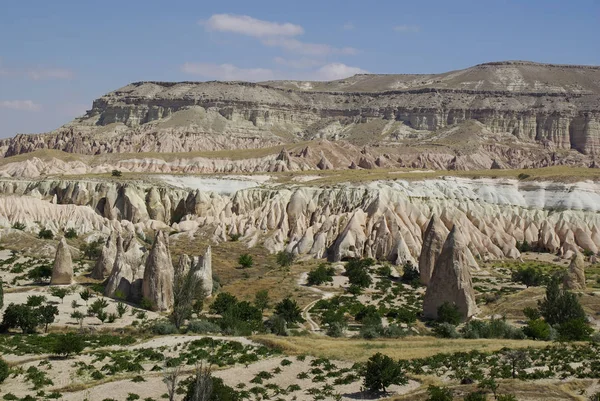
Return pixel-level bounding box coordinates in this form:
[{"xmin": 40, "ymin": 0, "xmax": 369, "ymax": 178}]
[{"xmin": 252, "ymin": 335, "xmax": 548, "ymax": 363}]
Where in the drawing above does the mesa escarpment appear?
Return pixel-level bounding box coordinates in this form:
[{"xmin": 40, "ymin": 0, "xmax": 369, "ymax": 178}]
[{"xmin": 2, "ymin": 61, "xmax": 600, "ymax": 162}]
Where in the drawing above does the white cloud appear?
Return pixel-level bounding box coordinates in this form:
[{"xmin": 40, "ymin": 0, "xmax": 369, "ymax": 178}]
[
  {"xmin": 181, "ymin": 61, "xmax": 367, "ymax": 82},
  {"xmin": 27, "ymin": 68, "xmax": 74, "ymax": 80},
  {"xmin": 204, "ymin": 14, "xmax": 303, "ymax": 38},
  {"xmin": 262, "ymin": 37, "xmax": 358, "ymax": 56},
  {"xmin": 0, "ymin": 100, "xmax": 41, "ymax": 111},
  {"xmin": 274, "ymin": 57, "xmax": 323, "ymax": 69},
  {"xmin": 315, "ymin": 63, "xmax": 368, "ymax": 80},
  {"xmin": 343, "ymin": 22, "xmax": 355, "ymax": 31},
  {"xmin": 181, "ymin": 62, "xmax": 276, "ymax": 81},
  {"xmin": 393, "ymin": 25, "xmax": 420, "ymax": 33}
]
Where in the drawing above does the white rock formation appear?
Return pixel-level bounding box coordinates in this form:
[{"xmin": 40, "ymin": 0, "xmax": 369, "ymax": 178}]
[
  {"xmin": 142, "ymin": 231, "xmax": 174, "ymax": 311},
  {"xmin": 422, "ymin": 226, "xmax": 478, "ymax": 321},
  {"xmin": 192, "ymin": 246, "xmax": 213, "ymax": 297},
  {"xmin": 418, "ymin": 215, "xmax": 449, "ymax": 285},
  {"xmin": 91, "ymin": 231, "xmax": 118, "ymax": 279},
  {"xmin": 564, "ymin": 252, "xmax": 586, "ymax": 290},
  {"xmin": 50, "ymin": 237, "xmax": 73, "ymax": 285}
]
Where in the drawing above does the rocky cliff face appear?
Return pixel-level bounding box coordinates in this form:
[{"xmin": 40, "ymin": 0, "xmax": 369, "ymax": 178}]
[
  {"xmin": 3, "ymin": 61, "xmax": 600, "ymax": 159},
  {"xmin": 2, "ymin": 176, "xmax": 600, "ymax": 266}
]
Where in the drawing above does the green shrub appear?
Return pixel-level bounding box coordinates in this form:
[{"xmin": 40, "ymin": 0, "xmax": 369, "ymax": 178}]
[
  {"xmin": 187, "ymin": 320, "xmax": 222, "ymax": 334},
  {"xmin": 539, "ymin": 276, "xmax": 588, "ymax": 327},
  {"xmin": 150, "ymin": 321, "xmax": 178, "ymax": 335},
  {"xmin": 80, "ymin": 239, "xmax": 105, "ymax": 260},
  {"xmin": 523, "ymin": 319, "xmax": 551, "ymax": 340},
  {"xmin": 436, "ymin": 302, "xmax": 462, "ymax": 325},
  {"xmin": 276, "ymin": 251, "xmax": 296, "ymax": 267},
  {"xmin": 523, "ymin": 306, "xmax": 541, "ymax": 321},
  {"xmin": 307, "ymin": 264, "xmax": 335, "ymax": 286},
  {"xmin": 64, "ymin": 228, "xmax": 78, "ymax": 239},
  {"xmin": 238, "ymin": 254, "xmax": 254, "ymax": 269},
  {"xmin": 512, "ymin": 266, "xmax": 546, "ymax": 287},
  {"xmin": 52, "ymin": 332, "xmax": 84, "ymax": 357},
  {"xmin": 464, "ymin": 392, "xmax": 486, "ymax": 401},
  {"xmin": 254, "ymin": 289, "xmax": 270, "ymax": 312},
  {"xmin": 11, "ymin": 222, "xmax": 26, "ymax": 230},
  {"xmin": 0, "ymin": 357, "xmax": 9, "ymax": 384},
  {"xmin": 434, "ymin": 323, "xmax": 459, "ymax": 339},
  {"xmin": 426, "ymin": 385, "xmax": 453, "ymax": 401},
  {"xmin": 111, "ymin": 170, "xmax": 122, "ymax": 177},
  {"xmin": 401, "ymin": 261, "xmax": 420, "ymax": 285},
  {"xmin": 345, "ymin": 258, "xmax": 374, "ymax": 288},
  {"xmin": 557, "ymin": 317, "xmax": 594, "ymax": 341},
  {"xmin": 274, "ymin": 298, "xmax": 304, "ymax": 324},
  {"xmin": 38, "ymin": 228, "xmax": 54, "ymax": 240},
  {"xmin": 363, "ymin": 353, "xmax": 407, "ymax": 393}
]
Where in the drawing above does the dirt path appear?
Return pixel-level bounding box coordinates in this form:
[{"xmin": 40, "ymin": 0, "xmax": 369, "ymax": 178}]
[{"xmin": 298, "ymin": 272, "xmax": 334, "ymax": 334}]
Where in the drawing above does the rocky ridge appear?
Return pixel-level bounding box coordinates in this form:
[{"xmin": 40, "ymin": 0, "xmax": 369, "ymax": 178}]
[{"xmin": 2, "ymin": 61, "xmax": 600, "ymax": 163}]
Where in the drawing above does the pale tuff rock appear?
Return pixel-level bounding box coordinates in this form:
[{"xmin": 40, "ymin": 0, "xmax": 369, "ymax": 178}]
[
  {"xmin": 330, "ymin": 210, "xmax": 368, "ymax": 261},
  {"xmin": 358, "ymin": 157, "xmax": 375, "ymax": 169},
  {"xmin": 91, "ymin": 231, "xmax": 118, "ymax": 279},
  {"xmin": 317, "ymin": 154, "xmax": 333, "ymax": 170},
  {"xmin": 176, "ymin": 254, "xmax": 192, "ymax": 278},
  {"xmin": 192, "ymin": 246, "xmax": 213, "ymax": 297},
  {"xmin": 419, "ymin": 215, "xmax": 449, "ymax": 285},
  {"xmin": 564, "ymin": 252, "xmax": 586, "ymax": 290},
  {"xmin": 104, "ymin": 234, "xmax": 147, "ymax": 300},
  {"xmin": 50, "ymin": 237, "xmax": 73, "ymax": 285},
  {"xmin": 422, "ymin": 226, "xmax": 478, "ymax": 321},
  {"xmin": 142, "ymin": 231, "xmax": 174, "ymax": 311}
]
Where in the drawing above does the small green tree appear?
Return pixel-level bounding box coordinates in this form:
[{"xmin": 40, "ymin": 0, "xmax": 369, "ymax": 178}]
[
  {"xmin": 238, "ymin": 254, "xmax": 254, "ymax": 269},
  {"xmin": 1, "ymin": 303, "xmax": 39, "ymax": 333},
  {"xmin": 345, "ymin": 258, "xmax": 374, "ymax": 288},
  {"xmin": 523, "ymin": 306, "xmax": 541, "ymax": 321},
  {"xmin": 80, "ymin": 288, "xmax": 92, "ymax": 305},
  {"xmin": 50, "ymin": 286, "xmax": 70, "ymax": 303},
  {"xmin": 436, "ymin": 302, "xmax": 462, "ymax": 325},
  {"xmin": 170, "ymin": 263, "xmax": 206, "ymax": 329},
  {"xmin": 274, "ymin": 297, "xmax": 304, "ymax": 324},
  {"xmin": 52, "ymin": 332, "xmax": 84, "ymax": 357},
  {"xmin": 307, "ymin": 264, "xmax": 335, "ymax": 286},
  {"xmin": 426, "ymin": 385, "xmax": 454, "ymax": 401},
  {"xmin": 523, "ymin": 319, "xmax": 551, "ymax": 340},
  {"xmin": 117, "ymin": 302, "xmax": 128, "ymax": 318},
  {"xmin": 64, "ymin": 228, "xmax": 78, "ymax": 239},
  {"xmin": 275, "ymin": 251, "xmax": 296, "ymax": 268},
  {"xmin": 71, "ymin": 310, "xmax": 85, "ymax": 329},
  {"xmin": 363, "ymin": 353, "xmax": 406, "ymax": 393},
  {"xmin": 512, "ymin": 266, "xmax": 546, "ymax": 287},
  {"xmin": 27, "ymin": 264, "xmax": 52, "ymax": 283},
  {"xmin": 111, "ymin": 170, "xmax": 122, "ymax": 177},
  {"xmin": 254, "ymin": 290, "xmax": 270, "ymax": 312},
  {"xmin": 38, "ymin": 304, "xmax": 59, "ymax": 333},
  {"xmin": 209, "ymin": 293, "xmax": 238, "ymax": 315},
  {"xmin": 11, "ymin": 222, "xmax": 26, "ymax": 230},
  {"xmin": 557, "ymin": 317, "xmax": 593, "ymax": 341}
]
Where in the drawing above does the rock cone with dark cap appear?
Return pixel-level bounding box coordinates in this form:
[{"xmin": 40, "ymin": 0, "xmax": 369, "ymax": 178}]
[
  {"xmin": 564, "ymin": 252, "xmax": 586, "ymax": 290},
  {"xmin": 422, "ymin": 225, "xmax": 477, "ymax": 321},
  {"xmin": 142, "ymin": 230, "xmax": 174, "ymax": 311},
  {"xmin": 418, "ymin": 215, "xmax": 449, "ymax": 285},
  {"xmin": 50, "ymin": 237, "xmax": 73, "ymax": 285}
]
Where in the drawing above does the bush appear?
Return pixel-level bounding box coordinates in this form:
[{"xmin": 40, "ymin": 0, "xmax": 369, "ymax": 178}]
[
  {"xmin": 401, "ymin": 261, "xmax": 420, "ymax": 285},
  {"xmin": 345, "ymin": 258, "xmax": 374, "ymax": 288},
  {"xmin": 11, "ymin": 222, "xmax": 26, "ymax": 230},
  {"xmin": 111, "ymin": 170, "xmax": 122, "ymax": 177},
  {"xmin": 28, "ymin": 264, "xmax": 52, "ymax": 283},
  {"xmin": 187, "ymin": 320, "xmax": 222, "ymax": 334},
  {"xmin": 80, "ymin": 239, "xmax": 104, "ymax": 260},
  {"xmin": 460, "ymin": 318, "xmax": 525, "ymax": 340},
  {"xmin": 274, "ymin": 298, "xmax": 304, "ymax": 324},
  {"xmin": 436, "ymin": 302, "xmax": 462, "ymax": 325},
  {"xmin": 0, "ymin": 358, "xmax": 8, "ymax": 384},
  {"xmin": 523, "ymin": 319, "xmax": 551, "ymax": 340},
  {"xmin": 275, "ymin": 251, "xmax": 296, "ymax": 267},
  {"xmin": 557, "ymin": 317, "xmax": 594, "ymax": 341},
  {"xmin": 464, "ymin": 392, "xmax": 486, "ymax": 401},
  {"xmin": 38, "ymin": 228, "xmax": 54, "ymax": 240},
  {"xmin": 150, "ymin": 321, "xmax": 178, "ymax": 335},
  {"xmin": 539, "ymin": 276, "xmax": 587, "ymax": 326},
  {"xmin": 433, "ymin": 322, "xmax": 459, "ymax": 339},
  {"xmin": 64, "ymin": 228, "xmax": 78, "ymax": 239},
  {"xmin": 52, "ymin": 332, "xmax": 84, "ymax": 357},
  {"xmin": 512, "ymin": 266, "xmax": 546, "ymax": 287},
  {"xmin": 238, "ymin": 254, "xmax": 254, "ymax": 269},
  {"xmin": 426, "ymin": 385, "xmax": 453, "ymax": 401},
  {"xmin": 1, "ymin": 303, "xmax": 39, "ymax": 333},
  {"xmin": 363, "ymin": 353, "xmax": 407, "ymax": 393},
  {"xmin": 517, "ymin": 173, "xmax": 530, "ymax": 180},
  {"xmin": 210, "ymin": 293, "xmax": 238, "ymax": 315},
  {"xmin": 306, "ymin": 264, "xmax": 335, "ymax": 286},
  {"xmin": 254, "ymin": 290, "xmax": 270, "ymax": 312},
  {"xmin": 523, "ymin": 306, "xmax": 541, "ymax": 321}
]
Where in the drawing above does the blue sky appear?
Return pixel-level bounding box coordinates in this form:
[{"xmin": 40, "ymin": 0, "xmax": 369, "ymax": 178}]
[{"xmin": 1, "ymin": 0, "xmax": 599, "ymax": 138}]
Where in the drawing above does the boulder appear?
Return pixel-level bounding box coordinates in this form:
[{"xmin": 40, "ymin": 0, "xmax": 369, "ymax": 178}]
[
  {"xmin": 142, "ymin": 231, "xmax": 175, "ymax": 311},
  {"xmin": 418, "ymin": 215, "xmax": 449, "ymax": 285},
  {"xmin": 422, "ymin": 226, "xmax": 478, "ymax": 321},
  {"xmin": 50, "ymin": 237, "xmax": 73, "ymax": 285},
  {"xmin": 564, "ymin": 252, "xmax": 586, "ymax": 290}
]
